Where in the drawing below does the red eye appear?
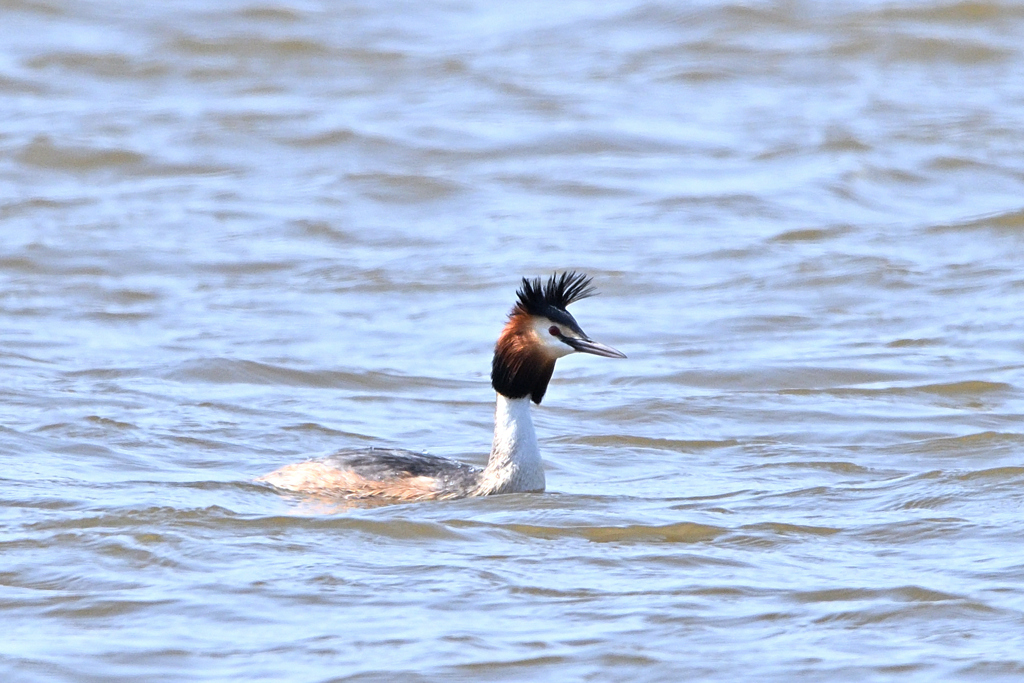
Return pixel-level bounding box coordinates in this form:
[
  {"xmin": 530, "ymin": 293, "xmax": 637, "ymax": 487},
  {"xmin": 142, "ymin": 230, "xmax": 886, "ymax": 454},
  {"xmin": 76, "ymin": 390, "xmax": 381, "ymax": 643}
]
[{"xmin": 549, "ymin": 326, "xmax": 560, "ymax": 336}]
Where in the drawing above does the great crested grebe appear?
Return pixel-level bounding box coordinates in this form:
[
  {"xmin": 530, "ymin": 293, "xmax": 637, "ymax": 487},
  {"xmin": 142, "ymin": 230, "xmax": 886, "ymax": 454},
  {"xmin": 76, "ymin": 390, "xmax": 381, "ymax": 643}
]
[{"xmin": 258, "ymin": 271, "xmax": 625, "ymax": 502}]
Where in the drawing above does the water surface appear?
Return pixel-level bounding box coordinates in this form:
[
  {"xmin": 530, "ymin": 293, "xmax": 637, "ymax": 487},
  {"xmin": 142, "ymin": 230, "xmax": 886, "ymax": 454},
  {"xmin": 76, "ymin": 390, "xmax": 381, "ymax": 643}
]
[{"xmin": 3, "ymin": 1, "xmax": 1024, "ymax": 681}]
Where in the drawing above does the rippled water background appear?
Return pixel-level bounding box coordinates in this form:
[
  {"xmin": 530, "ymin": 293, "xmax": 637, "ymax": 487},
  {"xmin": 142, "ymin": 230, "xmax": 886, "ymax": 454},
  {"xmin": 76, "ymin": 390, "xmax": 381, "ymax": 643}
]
[{"xmin": 3, "ymin": 1, "xmax": 1024, "ymax": 680}]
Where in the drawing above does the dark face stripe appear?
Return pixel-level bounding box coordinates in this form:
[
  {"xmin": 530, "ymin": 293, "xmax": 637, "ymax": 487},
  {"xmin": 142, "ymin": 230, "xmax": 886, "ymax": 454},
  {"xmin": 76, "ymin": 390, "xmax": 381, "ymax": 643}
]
[{"xmin": 542, "ymin": 306, "xmax": 587, "ymax": 338}]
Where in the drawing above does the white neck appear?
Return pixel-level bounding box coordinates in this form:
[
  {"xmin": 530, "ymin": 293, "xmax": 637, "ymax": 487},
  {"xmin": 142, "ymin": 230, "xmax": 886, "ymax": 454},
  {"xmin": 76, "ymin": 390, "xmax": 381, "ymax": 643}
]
[{"xmin": 475, "ymin": 394, "xmax": 545, "ymax": 495}]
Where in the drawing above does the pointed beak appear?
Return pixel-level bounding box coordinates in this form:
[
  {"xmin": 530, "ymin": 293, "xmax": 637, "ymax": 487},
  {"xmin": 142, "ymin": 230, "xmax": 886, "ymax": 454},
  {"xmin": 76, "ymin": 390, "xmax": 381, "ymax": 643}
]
[{"xmin": 563, "ymin": 336, "xmax": 627, "ymax": 359}]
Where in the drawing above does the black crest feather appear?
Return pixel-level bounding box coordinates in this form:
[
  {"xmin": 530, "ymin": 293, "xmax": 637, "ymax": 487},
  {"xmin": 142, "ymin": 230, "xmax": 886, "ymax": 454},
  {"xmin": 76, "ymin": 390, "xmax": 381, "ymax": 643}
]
[
  {"xmin": 493, "ymin": 271, "xmax": 598, "ymax": 404},
  {"xmin": 515, "ymin": 271, "xmax": 595, "ymax": 316}
]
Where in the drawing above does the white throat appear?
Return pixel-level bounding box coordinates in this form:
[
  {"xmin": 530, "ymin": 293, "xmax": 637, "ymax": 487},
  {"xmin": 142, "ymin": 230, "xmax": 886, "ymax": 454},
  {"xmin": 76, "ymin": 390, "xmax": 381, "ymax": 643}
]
[{"xmin": 475, "ymin": 394, "xmax": 545, "ymax": 495}]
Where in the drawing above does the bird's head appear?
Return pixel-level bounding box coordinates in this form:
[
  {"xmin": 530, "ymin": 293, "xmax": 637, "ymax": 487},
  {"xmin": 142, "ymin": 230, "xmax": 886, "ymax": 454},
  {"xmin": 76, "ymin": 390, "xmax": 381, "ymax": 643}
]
[{"xmin": 491, "ymin": 271, "xmax": 625, "ymax": 404}]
